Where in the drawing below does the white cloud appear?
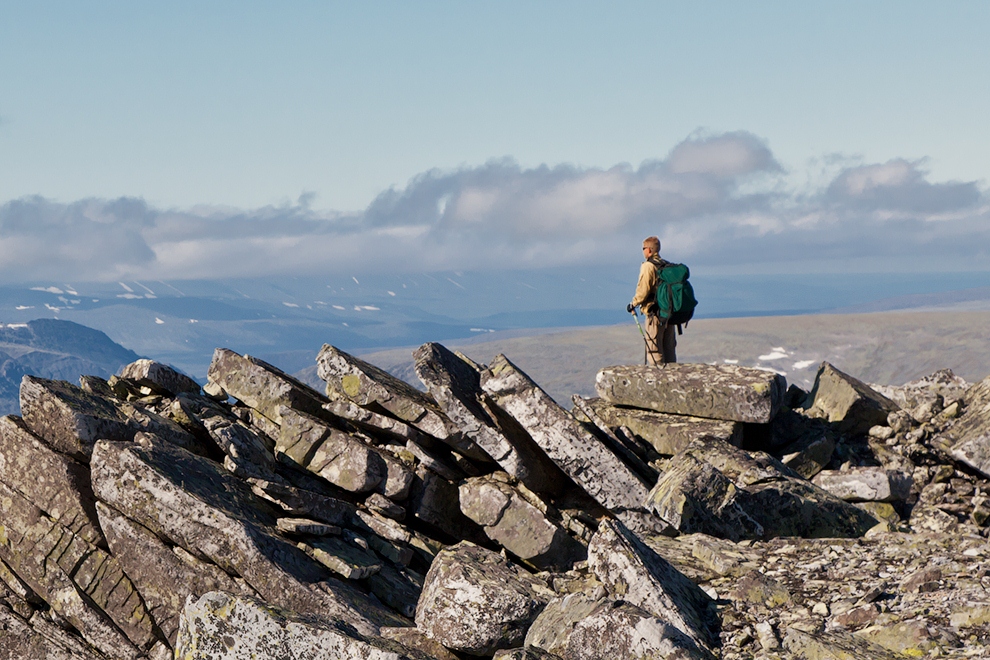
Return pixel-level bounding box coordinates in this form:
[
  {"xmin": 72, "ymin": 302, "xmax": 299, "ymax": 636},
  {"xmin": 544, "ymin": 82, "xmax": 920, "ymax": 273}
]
[{"xmin": 0, "ymin": 131, "xmax": 987, "ymax": 282}]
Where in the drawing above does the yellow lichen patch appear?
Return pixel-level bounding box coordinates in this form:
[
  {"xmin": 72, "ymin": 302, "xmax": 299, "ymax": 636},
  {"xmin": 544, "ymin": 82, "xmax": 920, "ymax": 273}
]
[{"xmin": 341, "ymin": 374, "xmax": 361, "ymax": 398}]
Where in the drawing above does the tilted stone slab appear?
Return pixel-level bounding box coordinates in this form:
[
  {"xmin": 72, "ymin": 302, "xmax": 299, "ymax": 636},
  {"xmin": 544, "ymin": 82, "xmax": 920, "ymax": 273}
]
[
  {"xmin": 278, "ymin": 407, "xmax": 393, "ymax": 494},
  {"xmin": 208, "ymin": 348, "xmax": 331, "ymax": 425},
  {"xmin": 946, "ymin": 375, "xmax": 990, "ymax": 478},
  {"xmin": 0, "ymin": 604, "xmax": 105, "ymax": 660},
  {"xmin": 595, "ymin": 363, "xmax": 786, "ymax": 424},
  {"xmin": 324, "ymin": 399, "xmax": 428, "ymax": 444},
  {"xmin": 812, "ymin": 468, "xmax": 913, "ymax": 502},
  {"xmin": 90, "ymin": 436, "xmax": 406, "ymax": 636},
  {"xmin": 587, "ymin": 518, "xmax": 720, "ymax": 652},
  {"xmin": 646, "ymin": 437, "xmax": 879, "ymax": 540},
  {"xmin": 19, "ymin": 375, "xmax": 204, "ymax": 462},
  {"xmin": 414, "ymin": 342, "xmax": 565, "ymax": 494},
  {"xmin": 0, "ymin": 416, "xmax": 104, "ymax": 549},
  {"xmin": 96, "ymin": 501, "xmax": 256, "ymax": 646},
  {"xmin": 317, "ymin": 344, "xmax": 487, "ymax": 459},
  {"xmin": 525, "ymin": 591, "xmax": 605, "ymax": 657},
  {"xmin": 301, "ymin": 536, "xmax": 382, "ymax": 580},
  {"xmin": 248, "ymin": 478, "xmax": 356, "ymax": 525},
  {"xmin": 407, "ymin": 465, "xmax": 487, "ymax": 544},
  {"xmin": 481, "ymin": 354, "xmax": 651, "ymax": 512},
  {"xmin": 573, "ymin": 396, "xmax": 742, "ymax": 455},
  {"xmin": 175, "ymin": 591, "xmax": 433, "ymax": 660},
  {"xmin": 415, "ymin": 541, "xmax": 553, "ymax": 656},
  {"xmin": 0, "ymin": 480, "xmax": 155, "ymax": 658},
  {"xmin": 459, "ymin": 476, "xmax": 585, "ymax": 571},
  {"xmin": 803, "ymin": 362, "xmax": 900, "ymax": 435},
  {"xmin": 120, "ymin": 358, "xmax": 201, "ymax": 395}
]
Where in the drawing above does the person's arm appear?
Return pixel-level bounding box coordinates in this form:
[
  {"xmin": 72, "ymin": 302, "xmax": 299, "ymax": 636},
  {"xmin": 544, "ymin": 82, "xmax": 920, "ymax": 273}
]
[{"xmin": 630, "ymin": 261, "xmax": 655, "ymax": 309}]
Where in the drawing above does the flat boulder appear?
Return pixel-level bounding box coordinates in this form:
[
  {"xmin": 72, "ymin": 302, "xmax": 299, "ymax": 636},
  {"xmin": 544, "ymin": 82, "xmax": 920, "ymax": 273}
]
[
  {"xmin": 812, "ymin": 468, "xmax": 913, "ymax": 502},
  {"xmin": 459, "ymin": 475, "xmax": 585, "ymax": 571},
  {"xmin": 802, "ymin": 362, "xmax": 899, "ymax": 435},
  {"xmin": 572, "ymin": 396, "xmax": 742, "ymax": 455},
  {"xmin": 207, "ymin": 348, "xmax": 329, "ymax": 425},
  {"xmin": 481, "ymin": 354, "xmax": 651, "ymax": 512},
  {"xmin": 646, "ymin": 437, "xmax": 879, "ymax": 540},
  {"xmin": 587, "ymin": 518, "xmax": 720, "ymax": 652},
  {"xmin": 595, "ymin": 363, "xmax": 786, "ymax": 424},
  {"xmin": 176, "ymin": 591, "xmax": 431, "ymax": 660},
  {"xmin": 945, "ymin": 375, "xmax": 990, "ymax": 478},
  {"xmin": 415, "ymin": 541, "xmax": 553, "ymax": 656},
  {"xmin": 415, "ymin": 342, "xmax": 565, "ymax": 494},
  {"xmin": 119, "ymin": 358, "xmax": 201, "ymax": 395}
]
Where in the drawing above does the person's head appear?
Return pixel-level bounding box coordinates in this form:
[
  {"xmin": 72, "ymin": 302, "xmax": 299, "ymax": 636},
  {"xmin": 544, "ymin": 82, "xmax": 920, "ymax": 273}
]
[{"xmin": 642, "ymin": 236, "xmax": 661, "ymax": 259}]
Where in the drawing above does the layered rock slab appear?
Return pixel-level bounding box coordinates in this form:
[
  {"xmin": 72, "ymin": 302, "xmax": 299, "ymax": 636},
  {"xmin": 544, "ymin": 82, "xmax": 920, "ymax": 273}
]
[
  {"xmin": 812, "ymin": 468, "xmax": 913, "ymax": 502},
  {"xmin": 571, "ymin": 396, "xmax": 742, "ymax": 455},
  {"xmin": 587, "ymin": 518, "xmax": 720, "ymax": 652},
  {"xmin": 207, "ymin": 348, "xmax": 329, "ymax": 425},
  {"xmin": 175, "ymin": 591, "xmax": 431, "ymax": 660},
  {"xmin": 481, "ymin": 354, "xmax": 650, "ymax": 512},
  {"xmin": 0, "ymin": 479, "xmax": 156, "ymax": 658},
  {"xmin": 595, "ymin": 363, "xmax": 786, "ymax": 424},
  {"xmin": 90, "ymin": 435, "xmax": 405, "ymax": 636},
  {"xmin": 459, "ymin": 475, "xmax": 585, "ymax": 571},
  {"xmin": 318, "ymin": 344, "xmax": 485, "ymax": 459},
  {"xmin": 0, "ymin": 415, "xmax": 104, "ymax": 549},
  {"xmin": 415, "ymin": 541, "xmax": 554, "ymax": 656},
  {"xmin": 647, "ymin": 437, "xmax": 879, "ymax": 540},
  {"xmin": 414, "ymin": 342, "xmax": 564, "ymax": 493}
]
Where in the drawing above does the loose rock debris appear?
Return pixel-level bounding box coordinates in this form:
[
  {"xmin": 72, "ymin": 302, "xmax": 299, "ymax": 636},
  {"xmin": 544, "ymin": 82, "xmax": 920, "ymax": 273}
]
[{"xmin": 2, "ymin": 341, "xmax": 990, "ymax": 658}]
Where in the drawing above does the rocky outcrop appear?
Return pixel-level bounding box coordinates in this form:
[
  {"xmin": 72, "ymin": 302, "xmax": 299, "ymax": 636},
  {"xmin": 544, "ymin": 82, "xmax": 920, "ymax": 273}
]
[
  {"xmin": 4, "ymin": 340, "xmax": 990, "ymax": 659},
  {"xmin": 945, "ymin": 375, "xmax": 990, "ymax": 477},
  {"xmin": 595, "ymin": 363, "xmax": 786, "ymax": 424}
]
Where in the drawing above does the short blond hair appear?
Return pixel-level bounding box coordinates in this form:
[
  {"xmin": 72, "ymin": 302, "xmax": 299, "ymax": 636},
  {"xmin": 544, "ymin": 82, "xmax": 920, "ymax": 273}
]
[{"xmin": 643, "ymin": 236, "xmax": 661, "ymax": 253}]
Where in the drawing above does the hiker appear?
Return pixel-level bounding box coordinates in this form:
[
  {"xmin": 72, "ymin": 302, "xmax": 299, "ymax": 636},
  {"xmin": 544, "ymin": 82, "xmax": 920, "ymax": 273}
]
[{"xmin": 627, "ymin": 236, "xmax": 677, "ymax": 365}]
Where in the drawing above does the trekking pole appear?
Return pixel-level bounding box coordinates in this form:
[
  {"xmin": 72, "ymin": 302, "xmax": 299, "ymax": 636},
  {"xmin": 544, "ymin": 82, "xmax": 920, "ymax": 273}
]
[{"xmin": 630, "ymin": 309, "xmax": 649, "ymax": 365}]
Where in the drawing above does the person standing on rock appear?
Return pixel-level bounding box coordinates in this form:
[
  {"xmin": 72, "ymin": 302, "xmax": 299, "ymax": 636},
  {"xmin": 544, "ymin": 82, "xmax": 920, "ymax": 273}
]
[{"xmin": 627, "ymin": 236, "xmax": 676, "ymax": 365}]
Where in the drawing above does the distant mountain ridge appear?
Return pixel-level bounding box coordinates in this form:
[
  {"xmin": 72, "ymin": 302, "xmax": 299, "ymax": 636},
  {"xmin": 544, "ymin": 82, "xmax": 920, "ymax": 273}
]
[{"xmin": 0, "ymin": 319, "xmax": 141, "ymax": 415}]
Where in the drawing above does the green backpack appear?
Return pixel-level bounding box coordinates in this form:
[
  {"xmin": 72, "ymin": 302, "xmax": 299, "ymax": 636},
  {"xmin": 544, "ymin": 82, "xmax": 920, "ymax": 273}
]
[{"xmin": 654, "ymin": 260, "xmax": 698, "ymax": 329}]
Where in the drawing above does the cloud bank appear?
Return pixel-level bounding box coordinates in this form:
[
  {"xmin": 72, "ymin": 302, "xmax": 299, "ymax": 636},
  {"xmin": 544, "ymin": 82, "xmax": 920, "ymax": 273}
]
[{"xmin": 3, "ymin": 131, "xmax": 987, "ymax": 282}]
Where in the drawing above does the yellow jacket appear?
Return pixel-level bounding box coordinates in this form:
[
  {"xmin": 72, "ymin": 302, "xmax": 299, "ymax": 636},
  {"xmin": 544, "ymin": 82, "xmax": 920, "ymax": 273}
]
[{"xmin": 631, "ymin": 258, "xmax": 660, "ymax": 316}]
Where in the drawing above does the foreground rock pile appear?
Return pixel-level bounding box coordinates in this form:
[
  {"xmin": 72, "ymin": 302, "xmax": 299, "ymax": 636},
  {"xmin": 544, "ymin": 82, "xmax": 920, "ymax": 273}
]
[{"xmin": 2, "ymin": 344, "xmax": 990, "ymax": 659}]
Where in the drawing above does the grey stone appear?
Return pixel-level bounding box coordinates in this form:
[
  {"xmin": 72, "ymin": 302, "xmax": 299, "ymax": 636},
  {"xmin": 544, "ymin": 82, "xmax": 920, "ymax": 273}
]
[
  {"xmin": 782, "ymin": 627, "xmax": 903, "ymax": 659},
  {"xmin": 459, "ymin": 476, "xmax": 585, "ymax": 571},
  {"xmin": 803, "ymin": 362, "xmax": 900, "ymax": 435},
  {"xmin": 207, "ymin": 348, "xmax": 330, "ymax": 425},
  {"xmin": 96, "ymin": 501, "xmax": 255, "ymax": 646},
  {"xmin": 248, "ymin": 478, "xmax": 356, "ymax": 526},
  {"xmin": 366, "ymin": 492, "xmax": 407, "ymax": 520},
  {"xmin": 0, "ymin": 480, "xmax": 155, "ymax": 658},
  {"xmin": 324, "ymin": 398, "xmax": 429, "ymax": 445},
  {"xmin": 277, "ymin": 407, "xmax": 390, "ymax": 494},
  {"xmin": 405, "ymin": 439, "xmax": 464, "ymax": 481},
  {"xmin": 562, "ymin": 599, "xmax": 714, "ymax": 660},
  {"xmin": 587, "ymin": 518, "xmax": 720, "ymax": 652},
  {"xmin": 407, "ymin": 465, "xmax": 486, "ymax": 543},
  {"xmin": 120, "ymin": 358, "xmax": 201, "ymax": 395},
  {"xmin": 301, "ymin": 536, "xmax": 382, "ymax": 579},
  {"xmin": 276, "ymin": 517, "xmax": 340, "ymax": 536},
  {"xmin": 19, "ymin": 375, "xmax": 204, "ymax": 462},
  {"xmin": 524, "ymin": 591, "xmax": 606, "ymax": 656},
  {"xmin": 946, "ymin": 375, "xmax": 990, "ymax": 478},
  {"xmin": 495, "ymin": 648, "xmax": 563, "ymax": 660},
  {"xmin": 646, "ymin": 437, "xmax": 880, "ymax": 540},
  {"xmin": 380, "ymin": 626, "xmax": 460, "ymax": 660},
  {"xmin": 481, "ymin": 354, "xmax": 651, "ymax": 512},
  {"xmin": 414, "ymin": 342, "xmax": 565, "ymax": 494},
  {"xmin": 175, "ymin": 591, "xmax": 431, "ymax": 660},
  {"xmin": 415, "ymin": 541, "xmax": 553, "ymax": 656},
  {"xmin": 90, "ymin": 436, "xmax": 406, "ymax": 635},
  {"xmin": 368, "ymin": 565, "xmax": 424, "ymax": 620},
  {"xmin": 596, "ymin": 363, "xmax": 786, "ymax": 424},
  {"xmin": 317, "ymin": 344, "xmax": 481, "ymax": 457},
  {"xmin": 812, "ymin": 468, "xmax": 913, "ymax": 502},
  {"xmin": 0, "ymin": 415, "xmax": 104, "ymax": 549},
  {"xmin": 572, "ymin": 396, "xmax": 742, "ymax": 455},
  {"xmin": 0, "ymin": 603, "xmax": 104, "ymax": 660}
]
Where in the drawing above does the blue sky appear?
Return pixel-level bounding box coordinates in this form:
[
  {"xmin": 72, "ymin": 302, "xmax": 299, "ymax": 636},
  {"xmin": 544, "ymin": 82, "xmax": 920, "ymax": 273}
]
[{"xmin": 1, "ymin": 2, "xmax": 988, "ymax": 280}]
